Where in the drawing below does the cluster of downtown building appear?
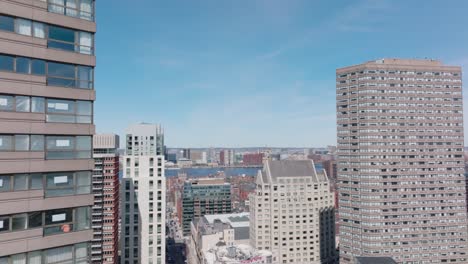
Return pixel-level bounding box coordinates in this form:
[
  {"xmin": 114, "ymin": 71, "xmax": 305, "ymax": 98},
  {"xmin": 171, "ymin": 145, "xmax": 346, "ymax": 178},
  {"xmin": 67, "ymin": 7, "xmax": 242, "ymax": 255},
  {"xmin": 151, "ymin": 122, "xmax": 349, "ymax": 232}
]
[
  {"xmin": 170, "ymin": 159, "xmax": 335, "ymax": 264},
  {"xmin": 167, "ymin": 148, "xmax": 265, "ymax": 167},
  {"xmin": 0, "ymin": 2, "xmax": 466, "ymax": 264},
  {"xmin": 166, "ymin": 146, "xmax": 337, "ymax": 169},
  {"xmin": 179, "ymin": 58, "xmax": 468, "ymax": 264}
]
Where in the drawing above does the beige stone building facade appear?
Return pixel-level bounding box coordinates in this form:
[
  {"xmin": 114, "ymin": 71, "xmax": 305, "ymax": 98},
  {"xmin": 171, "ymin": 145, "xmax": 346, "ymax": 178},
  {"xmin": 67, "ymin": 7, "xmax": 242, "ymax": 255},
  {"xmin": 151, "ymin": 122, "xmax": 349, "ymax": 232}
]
[{"xmin": 250, "ymin": 160, "xmax": 336, "ymax": 264}]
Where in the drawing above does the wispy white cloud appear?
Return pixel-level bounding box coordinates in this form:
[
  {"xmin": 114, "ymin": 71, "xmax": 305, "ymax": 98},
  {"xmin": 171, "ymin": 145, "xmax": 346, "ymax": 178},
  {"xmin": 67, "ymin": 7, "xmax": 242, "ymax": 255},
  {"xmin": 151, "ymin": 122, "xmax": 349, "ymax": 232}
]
[
  {"xmin": 252, "ymin": 27, "xmax": 321, "ymax": 61},
  {"xmin": 255, "ymin": 47, "xmax": 288, "ymax": 60},
  {"xmin": 158, "ymin": 58, "xmax": 185, "ymax": 68},
  {"xmin": 117, "ymin": 0, "xmax": 391, "ymax": 148},
  {"xmin": 253, "ymin": 0, "xmax": 392, "ymax": 61},
  {"xmin": 253, "ymin": 0, "xmax": 309, "ymax": 27}
]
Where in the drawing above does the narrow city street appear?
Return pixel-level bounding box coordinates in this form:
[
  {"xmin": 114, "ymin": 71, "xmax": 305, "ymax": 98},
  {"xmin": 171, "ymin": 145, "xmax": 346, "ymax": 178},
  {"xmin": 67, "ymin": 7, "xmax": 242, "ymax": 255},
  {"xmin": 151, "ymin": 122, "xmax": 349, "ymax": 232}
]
[
  {"xmin": 166, "ymin": 237, "xmax": 186, "ymax": 264},
  {"xmin": 167, "ymin": 206, "xmax": 187, "ymax": 264}
]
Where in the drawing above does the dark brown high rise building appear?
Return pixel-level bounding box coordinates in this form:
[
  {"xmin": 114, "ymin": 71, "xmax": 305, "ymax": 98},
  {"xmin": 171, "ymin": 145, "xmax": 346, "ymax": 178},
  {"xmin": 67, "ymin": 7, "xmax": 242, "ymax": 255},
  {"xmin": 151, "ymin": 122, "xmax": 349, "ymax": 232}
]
[
  {"xmin": 242, "ymin": 152, "xmax": 264, "ymax": 166},
  {"xmin": 337, "ymin": 59, "xmax": 468, "ymax": 263},
  {"xmin": 92, "ymin": 134, "xmax": 119, "ymax": 264},
  {"xmin": 0, "ymin": 0, "xmax": 96, "ymax": 262},
  {"xmin": 322, "ymin": 159, "xmax": 337, "ymax": 189}
]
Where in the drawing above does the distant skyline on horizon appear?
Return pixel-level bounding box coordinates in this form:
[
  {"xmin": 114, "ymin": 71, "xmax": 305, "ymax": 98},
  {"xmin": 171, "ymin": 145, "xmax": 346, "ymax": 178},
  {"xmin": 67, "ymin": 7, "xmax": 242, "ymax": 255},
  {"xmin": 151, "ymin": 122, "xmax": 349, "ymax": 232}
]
[
  {"xmin": 95, "ymin": 0, "xmax": 468, "ymax": 147},
  {"xmin": 118, "ymin": 145, "xmax": 332, "ymax": 151},
  {"xmin": 165, "ymin": 146, "xmax": 332, "ymax": 150}
]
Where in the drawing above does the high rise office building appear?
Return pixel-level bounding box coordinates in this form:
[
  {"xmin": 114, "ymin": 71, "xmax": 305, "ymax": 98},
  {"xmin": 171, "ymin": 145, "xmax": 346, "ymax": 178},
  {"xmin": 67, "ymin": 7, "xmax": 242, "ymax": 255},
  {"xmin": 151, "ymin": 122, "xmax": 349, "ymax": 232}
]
[
  {"xmin": 322, "ymin": 160, "xmax": 337, "ymax": 185},
  {"xmin": 92, "ymin": 134, "xmax": 120, "ymax": 264},
  {"xmin": 190, "ymin": 150, "xmax": 207, "ymax": 164},
  {"xmin": 220, "ymin": 149, "xmax": 235, "ymax": 166},
  {"xmin": 121, "ymin": 123, "xmax": 166, "ymax": 264},
  {"xmin": 243, "ymin": 152, "xmax": 264, "ymax": 166},
  {"xmin": 337, "ymin": 59, "xmax": 468, "ymax": 263},
  {"xmin": 249, "ymin": 160, "xmax": 336, "ymax": 264},
  {"xmin": 182, "ymin": 148, "xmax": 191, "ymax": 160},
  {"xmin": 219, "ymin": 150, "xmax": 226, "ymax": 165},
  {"xmin": 208, "ymin": 147, "xmax": 216, "ymax": 163},
  {"xmin": 0, "ymin": 0, "xmax": 96, "ymax": 262}
]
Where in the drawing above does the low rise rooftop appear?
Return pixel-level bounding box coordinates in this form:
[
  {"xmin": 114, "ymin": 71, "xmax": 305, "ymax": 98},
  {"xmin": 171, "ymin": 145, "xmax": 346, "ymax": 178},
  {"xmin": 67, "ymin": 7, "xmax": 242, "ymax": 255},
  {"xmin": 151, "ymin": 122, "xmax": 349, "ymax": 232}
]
[
  {"xmin": 203, "ymin": 213, "xmax": 250, "ymax": 228},
  {"xmin": 260, "ymin": 159, "xmax": 329, "ymax": 184},
  {"xmin": 197, "ymin": 213, "xmax": 250, "ymax": 241},
  {"xmin": 355, "ymin": 256, "xmax": 398, "ymax": 264},
  {"xmin": 204, "ymin": 244, "xmax": 272, "ymax": 264}
]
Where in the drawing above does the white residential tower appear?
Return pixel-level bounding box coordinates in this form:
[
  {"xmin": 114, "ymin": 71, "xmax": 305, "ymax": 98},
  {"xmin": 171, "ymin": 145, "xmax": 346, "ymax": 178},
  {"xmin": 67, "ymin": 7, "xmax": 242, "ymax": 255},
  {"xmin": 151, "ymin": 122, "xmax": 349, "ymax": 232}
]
[{"xmin": 121, "ymin": 123, "xmax": 166, "ymax": 264}]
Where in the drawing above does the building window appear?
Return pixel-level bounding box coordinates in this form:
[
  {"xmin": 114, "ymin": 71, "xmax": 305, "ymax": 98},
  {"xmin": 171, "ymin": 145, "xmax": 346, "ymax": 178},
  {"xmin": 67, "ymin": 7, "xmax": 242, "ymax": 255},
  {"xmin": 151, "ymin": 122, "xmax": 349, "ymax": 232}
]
[
  {"xmin": 48, "ymin": 26, "xmax": 93, "ymax": 55},
  {"xmin": 0, "ymin": 15, "xmax": 14, "ymax": 32},
  {"xmin": 14, "ymin": 135, "xmax": 29, "ymax": 151},
  {"xmin": 42, "ymin": 243, "xmax": 89, "ymax": 263},
  {"xmin": 0, "ymin": 54, "xmax": 14, "ymax": 72},
  {"xmin": 0, "ymin": 15, "xmax": 93, "ymax": 54},
  {"xmin": 16, "ymin": 57, "xmax": 31, "ymax": 74},
  {"xmin": 0, "ymin": 170, "xmax": 91, "ymax": 196},
  {"xmin": 47, "ymin": 62, "xmax": 75, "ymax": 87},
  {"xmin": 47, "ymin": 0, "xmax": 95, "ymax": 21},
  {"xmin": 44, "ymin": 207, "xmax": 90, "ymax": 235},
  {"xmin": 0, "ymin": 207, "xmax": 90, "ymax": 236},
  {"xmin": 11, "ymin": 213, "xmax": 27, "ymax": 231},
  {"xmin": 0, "ymin": 94, "xmax": 47, "ymax": 113},
  {"xmin": 32, "ymin": 59, "xmax": 46, "ymax": 75},
  {"xmin": 0, "ymin": 54, "xmax": 94, "ymax": 89},
  {"xmin": 0, "ymin": 95, "xmax": 14, "ymax": 111},
  {"xmin": 0, "ymin": 135, "xmax": 44, "ymax": 152},
  {"xmin": 48, "ymin": 25, "xmax": 75, "ymax": 51},
  {"xmin": 15, "ymin": 18, "xmax": 31, "ymax": 36},
  {"xmin": 0, "ymin": 135, "xmax": 13, "ymax": 151},
  {"xmin": 45, "ymin": 171, "xmax": 91, "ymax": 197},
  {"xmin": 13, "ymin": 174, "xmax": 28, "ymax": 191},
  {"xmin": 46, "ymin": 98, "xmax": 93, "ymax": 123},
  {"xmin": 46, "ymin": 135, "xmax": 92, "ymax": 159},
  {"xmin": 33, "ymin": 22, "xmax": 45, "ymax": 38}
]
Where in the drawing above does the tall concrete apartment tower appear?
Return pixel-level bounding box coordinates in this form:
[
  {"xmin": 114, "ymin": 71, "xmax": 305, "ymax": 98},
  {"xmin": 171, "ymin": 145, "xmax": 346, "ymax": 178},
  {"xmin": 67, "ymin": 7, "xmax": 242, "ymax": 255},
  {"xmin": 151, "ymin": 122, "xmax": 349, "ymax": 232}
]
[
  {"xmin": 336, "ymin": 59, "xmax": 468, "ymax": 263},
  {"xmin": 0, "ymin": 0, "xmax": 96, "ymax": 262},
  {"xmin": 92, "ymin": 134, "xmax": 120, "ymax": 264},
  {"xmin": 121, "ymin": 123, "xmax": 166, "ymax": 264},
  {"xmin": 250, "ymin": 160, "xmax": 336, "ymax": 264}
]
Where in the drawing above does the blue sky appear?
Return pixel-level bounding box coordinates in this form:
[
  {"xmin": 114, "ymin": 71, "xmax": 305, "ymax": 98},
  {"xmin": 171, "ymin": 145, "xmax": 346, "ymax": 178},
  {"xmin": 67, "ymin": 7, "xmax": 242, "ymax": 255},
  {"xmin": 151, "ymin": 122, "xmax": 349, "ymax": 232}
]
[{"xmin": 94, "ymin": 0, "xmax": 468, "ymax": 148}]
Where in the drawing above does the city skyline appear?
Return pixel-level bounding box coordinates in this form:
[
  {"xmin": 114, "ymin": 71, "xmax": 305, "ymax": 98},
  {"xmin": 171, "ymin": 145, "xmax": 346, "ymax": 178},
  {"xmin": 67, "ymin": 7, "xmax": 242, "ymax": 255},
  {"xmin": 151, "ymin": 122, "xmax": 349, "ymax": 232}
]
[
  {"xmin": 94, "ymin": 0, "xmax": 468, "ymax": 147},
  {"xmin": 1, "ymin": 1, "xmax": 467, "ymax": 264}
]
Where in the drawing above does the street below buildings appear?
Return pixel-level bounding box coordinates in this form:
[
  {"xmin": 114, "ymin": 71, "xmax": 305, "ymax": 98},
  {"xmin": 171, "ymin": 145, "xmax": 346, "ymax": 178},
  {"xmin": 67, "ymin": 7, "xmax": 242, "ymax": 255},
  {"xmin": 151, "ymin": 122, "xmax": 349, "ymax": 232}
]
[
  {"xmin": 167, "ymin": 206, "xmax": 187, "ymax": 264},
  {"xmin": 166, "ymin": 237, "xmax": 187, "ymax": 264}
]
